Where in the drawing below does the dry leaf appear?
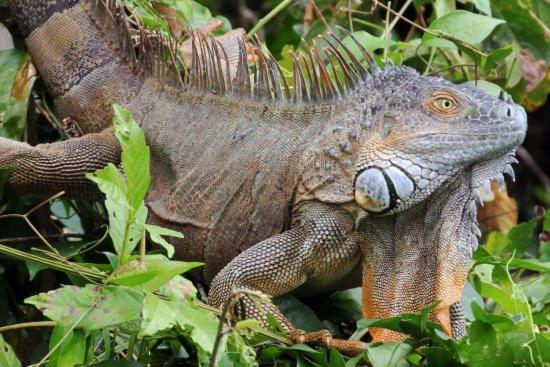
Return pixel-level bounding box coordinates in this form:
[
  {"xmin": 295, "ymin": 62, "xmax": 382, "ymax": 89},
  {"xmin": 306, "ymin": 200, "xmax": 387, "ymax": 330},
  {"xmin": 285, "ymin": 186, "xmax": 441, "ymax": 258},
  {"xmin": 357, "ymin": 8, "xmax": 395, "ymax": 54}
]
[{"xmin": 478, "ymin": 180, "xmax": 518, "ymax": 233}]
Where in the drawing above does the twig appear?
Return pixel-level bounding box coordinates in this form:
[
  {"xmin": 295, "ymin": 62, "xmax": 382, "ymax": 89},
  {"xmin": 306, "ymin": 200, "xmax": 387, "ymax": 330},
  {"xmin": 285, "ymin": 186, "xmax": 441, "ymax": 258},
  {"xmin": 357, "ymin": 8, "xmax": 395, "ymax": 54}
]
[
  {"xmin": 210, "ymin": 291, "xmax": 243, "ymax": 367},
  {"xmin": 383, "ymin": 1, "xmax": 391, "ymax": 62},
  {"xmin": 429, "ymin": 63, "xmax": 475, "ymax": 75},
  {"xmin": 209, "ymin": 289, "xmax": 291, "ymax": 367},
  {"xmin": 383, "ymin": 0, "xmax": 412, "ymax": 38},
  {"xmin": 27, "ymin": 191, "xmax": 66, "ymax": 217},
  {"xmin": 0, "ymin": 234, "xmax": 91, "ymax": 244},
  {"xmin": 311, "ymin": 0, "xmax": 330, "ymax": 31},
  {"xmin": 0, "ymin": 191, "xmax": 103, "ymax": 283},
  {"xmin": 347, "ymin": 0, "xmax": 353, "ymax": 32},
  {"xmin": 0, "ymin": 245, "xmax": 105, "ymax": 281},
  {"xmin": 516, "ymin": 147, "xmax": 550, "ymax": 190},
  {"xmin": 342, "ymin": 2, "xmax": 488, "ymax": 57},
  {"xmin": 0, "ymin": 321, "xmax": 56, "ymax": 333},
  {"xmin": 247, "ymin": 0, "xmax": 293, "ymax": 40},
  {"xmin": 304, "ymin": 0, "xmax": 315, "ymax": 33},
  {"xmin": 68, "ymin": 226, "xmax": 109, "ymax": 259}
]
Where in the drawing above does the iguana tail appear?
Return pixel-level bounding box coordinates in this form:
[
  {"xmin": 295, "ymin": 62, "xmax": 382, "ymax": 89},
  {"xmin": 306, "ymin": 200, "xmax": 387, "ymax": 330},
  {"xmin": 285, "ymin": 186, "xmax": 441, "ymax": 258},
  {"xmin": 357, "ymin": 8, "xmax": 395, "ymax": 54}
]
[{"xmin": 9, "ymin": 0, "xmax": 149, "ymax": 133}]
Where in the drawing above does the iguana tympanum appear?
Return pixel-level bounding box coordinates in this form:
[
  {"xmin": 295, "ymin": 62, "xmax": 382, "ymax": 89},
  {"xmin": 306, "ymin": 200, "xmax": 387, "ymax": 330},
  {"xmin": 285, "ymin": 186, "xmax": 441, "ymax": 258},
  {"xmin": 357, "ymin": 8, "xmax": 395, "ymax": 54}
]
[{"xmin": 2, "ymin": 0, "xmax": 527, "ymax": 354}]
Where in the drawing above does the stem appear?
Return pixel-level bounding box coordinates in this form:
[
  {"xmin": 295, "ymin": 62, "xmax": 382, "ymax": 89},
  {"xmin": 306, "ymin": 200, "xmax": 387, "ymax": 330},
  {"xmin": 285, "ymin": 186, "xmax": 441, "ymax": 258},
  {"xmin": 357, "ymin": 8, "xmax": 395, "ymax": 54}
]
[
  {"xmin": 351, "ymin": 18, "xmax": 385, "ymax": 33},
  {"xmin": 383, "ymin": 1, "xmax": 391, "ymax": 62},
  {"xmin": 516, "ymin": 147, "xmax": 550, "ymax": 190},
  {"xmin": 195, "ymin": 295, "xmax": 291, "ymax": 354},
  {"xmin": 344, "ymin": 3, "xmax": 488, "ymax": 57},
  {"xmin": 0, "ymin": 244, "xmax": 106, "ymax": 281},
  {"xmin": 347, "ymin": 0, "xmax": 353, "ymax": 32},
  {"xmin": 126, "ymin": 332, "xmax": 137, "ymax": 360},
  {"xmin": 247, "ymin": 0, "xmax": 293, "ymax": 40},
  {"xmin": 103, "ymin": 328, "xmax": 112, "ymax": 361},
  {"xmin": 0, "ymin": 321, "xmax": 56, "ymax": 333},
  {"xmin": 424, "ymin": 47, "xmax": 436, "ymax": 75},
  {"xmin": 384, "ymin": 0, "xmax": 412, "ymax": 38},
  {"xmin": 139, "ymin": 228, "xmax": 146, "ymax": 264},
  {"xmin": 209, "ymin": 293, "xmax": 238, "ymax": 367}
]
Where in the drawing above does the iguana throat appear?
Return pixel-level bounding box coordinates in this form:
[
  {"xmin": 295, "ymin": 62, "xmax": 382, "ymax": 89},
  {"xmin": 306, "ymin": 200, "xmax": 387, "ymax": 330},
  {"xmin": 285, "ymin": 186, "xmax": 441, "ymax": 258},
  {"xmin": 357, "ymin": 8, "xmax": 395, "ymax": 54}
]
[{"xmin": 357, "ymin": 151, "xmax": 519, "ymax": 341}]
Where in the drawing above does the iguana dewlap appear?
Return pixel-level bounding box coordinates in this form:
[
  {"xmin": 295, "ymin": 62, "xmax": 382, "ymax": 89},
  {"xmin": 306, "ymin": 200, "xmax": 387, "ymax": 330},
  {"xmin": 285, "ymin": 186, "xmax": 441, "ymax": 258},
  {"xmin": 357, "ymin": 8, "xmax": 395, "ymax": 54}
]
[{"xmin": 2, "ymin": 0, "xmax": 527, "ymax": 352}]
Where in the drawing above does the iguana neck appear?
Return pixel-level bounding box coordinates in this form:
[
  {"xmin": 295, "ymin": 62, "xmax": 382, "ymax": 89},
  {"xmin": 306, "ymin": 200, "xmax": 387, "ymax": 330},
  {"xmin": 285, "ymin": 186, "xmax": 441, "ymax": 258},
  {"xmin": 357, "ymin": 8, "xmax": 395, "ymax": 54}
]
[
  {"xmin": 293, "ymin": 86, "xmax": 383, "ymax": 206},
  {"xmin": 357, "ymin": 168, "xmax": 476, "ymax": 341}
]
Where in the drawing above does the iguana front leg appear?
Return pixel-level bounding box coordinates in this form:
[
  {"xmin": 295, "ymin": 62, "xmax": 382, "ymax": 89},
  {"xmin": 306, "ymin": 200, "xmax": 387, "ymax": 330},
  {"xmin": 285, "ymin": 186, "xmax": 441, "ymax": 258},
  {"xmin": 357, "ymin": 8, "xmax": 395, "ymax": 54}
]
[
  {"xmin": 208, "ymin": 201, "xmax": 365, "ymax": 355},
  {"xmin": 0, "ymin": 128, "xmax": 120, "ymax": 199}
]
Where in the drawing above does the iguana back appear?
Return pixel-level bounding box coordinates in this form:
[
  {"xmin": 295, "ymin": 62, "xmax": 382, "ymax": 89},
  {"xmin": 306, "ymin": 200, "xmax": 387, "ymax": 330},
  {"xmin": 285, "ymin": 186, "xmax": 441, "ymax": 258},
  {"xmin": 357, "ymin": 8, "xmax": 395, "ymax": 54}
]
[{"xmin": 10, "ymin": 0, "xmax": 360, "ymax": 281}]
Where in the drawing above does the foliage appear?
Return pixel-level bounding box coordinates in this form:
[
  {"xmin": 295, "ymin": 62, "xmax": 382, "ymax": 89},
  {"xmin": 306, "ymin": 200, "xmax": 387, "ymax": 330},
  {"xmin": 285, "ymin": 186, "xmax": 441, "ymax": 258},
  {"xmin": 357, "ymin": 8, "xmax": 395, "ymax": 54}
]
[{"xmin": 0, "ymin": 0, "xmax": 548, "ymax": 366}]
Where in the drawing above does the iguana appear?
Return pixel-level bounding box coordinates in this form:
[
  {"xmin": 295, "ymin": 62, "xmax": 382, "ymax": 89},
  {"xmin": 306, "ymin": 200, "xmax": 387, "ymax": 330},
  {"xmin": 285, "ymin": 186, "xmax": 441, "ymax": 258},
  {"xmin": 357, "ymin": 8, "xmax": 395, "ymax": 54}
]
[{"xmin": 1, "ymin": 0, "xmax": 527, "ymax": 354}]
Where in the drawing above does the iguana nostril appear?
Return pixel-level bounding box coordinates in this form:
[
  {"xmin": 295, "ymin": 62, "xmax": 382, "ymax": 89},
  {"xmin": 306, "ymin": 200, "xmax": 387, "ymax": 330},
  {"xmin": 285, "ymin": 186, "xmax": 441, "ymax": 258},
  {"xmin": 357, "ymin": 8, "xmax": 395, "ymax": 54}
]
[{"xmin": 505, "ymin": 106, "xmax": 513, "ymax": 119}]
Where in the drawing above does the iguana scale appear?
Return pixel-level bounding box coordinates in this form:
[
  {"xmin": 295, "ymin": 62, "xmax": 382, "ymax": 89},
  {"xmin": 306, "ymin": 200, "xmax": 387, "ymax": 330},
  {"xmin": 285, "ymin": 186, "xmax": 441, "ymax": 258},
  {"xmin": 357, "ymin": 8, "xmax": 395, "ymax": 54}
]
[{"xmin": 1, "ymin": 0, "xmax": 527, "ymax": 353}]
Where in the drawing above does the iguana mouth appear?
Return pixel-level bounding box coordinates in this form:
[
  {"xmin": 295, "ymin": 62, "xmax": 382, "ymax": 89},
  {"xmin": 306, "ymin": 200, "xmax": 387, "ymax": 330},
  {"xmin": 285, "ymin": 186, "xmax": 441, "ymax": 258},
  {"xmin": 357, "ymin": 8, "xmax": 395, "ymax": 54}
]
[{"xmin": 357, "ymin": 150, "xmax": 518, "ymax": 342}]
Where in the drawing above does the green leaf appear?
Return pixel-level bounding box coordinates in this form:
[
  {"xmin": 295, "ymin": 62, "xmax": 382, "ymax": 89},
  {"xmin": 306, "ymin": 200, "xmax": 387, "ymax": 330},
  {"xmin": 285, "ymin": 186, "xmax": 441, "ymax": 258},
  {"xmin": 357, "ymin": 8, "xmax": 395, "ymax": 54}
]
[
  {"xmin": 92, "ymin": 361, "xmax": 146, "ymax": 367},
  {"xmin": 483, "ymin": 45, "xmax": 514, "ymax": 73},
  {"xmin": 506, "ymin": 219, "xmax": 536, "ymax": 254},
  {"xmin": 470, "ymin": 302, "xmax": 515, "ymax": 333},
  {"xmin": 112, "ymin": 104, "xmax": 151, "ymax": 212},
  {"xmin": 328, "ymin": 348, "xmax": 346, "ymax": 367},
  {"xmin": 159, "ymin": 275, "xmax": 198, "ymax": 301},
  {"xmin": 47, "ymin": 326, "xmax": 87, "ymax": 367},
  {"xmin": 0, "ymin": 334, "xmax": 21, "ymax": 367},
  {"xmin": 25, "ymin": 284, "xmax": 143, "ymax": 330},
  {"xmin": 343, "ymin": 31, "xmax": 396, "ymax": 53},
  {"xmin": 544, "ymin": 210, "xmax": 550, "ymax": 231},
  {"xmin": 0, "ymin": 49, "xmax": 36, "ymax": 140},
  {"xmin": 140, "ymin": 293, "xmax": 177, "ymax": 336},
  {"xmin": 485, "ymin": 231, "xmax": 510, "ymax": 255},
  {"xmin": 87, "ymin": 105, "xmax": 155, "ymax": 264},
  {"xmin": 463, "ymin": 80, "xmax": 504, "ymax": 97},
  {"xmin": 175, "ymin": 299, "xmax": 219, "ymax": 355},
  {"xmin": 509, "ymin": 258, "xmax": 550, "ymax": 273},
  {"xmin": 433, "ymin": 0, "xmax": 456, "ymax": 17},
  {"xmin": 420, "ymin": 37, "xmax": 457, "ymax": 49},
  {"xmin": 107, "ymin": 256, "xmax": 202, "ymax": 292},
  {"xmin": 144, "ymin": 224, "xmax": 183, "ymax": 258},
  {"xmin": 460, "ymin": 281, "xmax": 484, "ymax": 321},
  {"xmin": 366, "ymin": 343, "xmax": 412, "ymax": 367},
  {"xmin": 274, "ymin": 294, "xmax": 324, "ymax": 332},
  {"xmin": 466, "ymin": 320, "xmax": 508, "ymax": 366},
  {"xmin": 26, "ymin": 240, "xmax": 93, "ymax": 280},
  {"xmin": 425, "ymin": 10, "xmax": 505, "ymax": 44},
  {"xmin": 492, "ymin": 0, "xmax": 549, "ymax": 60},
  {"xmin": 461, "ymin": 0, "xmax": 492, "ymax": 16},
  {"xmin": 86, "ymin": 164, "xmax": 130, "ymax": 256},
  {"xmin": 523, "ymin": 274, "xmax": 550, "ymax": 310}
]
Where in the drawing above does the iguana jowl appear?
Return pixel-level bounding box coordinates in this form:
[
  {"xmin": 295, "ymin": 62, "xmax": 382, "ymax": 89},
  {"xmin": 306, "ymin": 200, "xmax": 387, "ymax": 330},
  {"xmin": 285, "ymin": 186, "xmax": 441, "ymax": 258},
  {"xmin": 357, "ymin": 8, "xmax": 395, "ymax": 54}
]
[{"xmin": 2, "ymin": 0, "xmax": 527, "ymax": 351}]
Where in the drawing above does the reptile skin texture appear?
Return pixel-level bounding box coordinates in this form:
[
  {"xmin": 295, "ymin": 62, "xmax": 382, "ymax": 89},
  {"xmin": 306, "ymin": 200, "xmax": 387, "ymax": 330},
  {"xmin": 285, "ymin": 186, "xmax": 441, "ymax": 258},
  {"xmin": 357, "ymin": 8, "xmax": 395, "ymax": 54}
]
[{"xmin": 2, "ymin": 0, "xmax": 527, "ymax": 354}]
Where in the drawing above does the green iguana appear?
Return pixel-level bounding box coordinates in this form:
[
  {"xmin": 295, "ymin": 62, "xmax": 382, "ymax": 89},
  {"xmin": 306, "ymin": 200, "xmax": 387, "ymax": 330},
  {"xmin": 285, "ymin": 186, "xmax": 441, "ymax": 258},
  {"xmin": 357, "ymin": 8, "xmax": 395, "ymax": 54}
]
[{"xmin": 1, "ymin": 0, "xmax": 527, "ymax": 354}]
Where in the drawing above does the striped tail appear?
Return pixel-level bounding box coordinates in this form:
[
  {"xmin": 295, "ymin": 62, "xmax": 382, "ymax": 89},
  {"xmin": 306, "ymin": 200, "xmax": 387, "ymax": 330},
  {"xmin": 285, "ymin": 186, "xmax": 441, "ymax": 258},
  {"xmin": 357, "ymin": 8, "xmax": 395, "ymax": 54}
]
[{"xmin": 9, "ymin": 0, "xmax": 145, "ymax": 133}]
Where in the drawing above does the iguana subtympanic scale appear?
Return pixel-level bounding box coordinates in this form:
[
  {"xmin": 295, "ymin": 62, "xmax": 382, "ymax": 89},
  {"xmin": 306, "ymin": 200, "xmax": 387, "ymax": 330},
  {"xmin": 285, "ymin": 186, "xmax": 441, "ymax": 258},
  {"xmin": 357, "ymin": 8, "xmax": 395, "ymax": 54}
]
[{"xmin": 2, "ymin": 0, "xmax": 527, "ymax": 352}]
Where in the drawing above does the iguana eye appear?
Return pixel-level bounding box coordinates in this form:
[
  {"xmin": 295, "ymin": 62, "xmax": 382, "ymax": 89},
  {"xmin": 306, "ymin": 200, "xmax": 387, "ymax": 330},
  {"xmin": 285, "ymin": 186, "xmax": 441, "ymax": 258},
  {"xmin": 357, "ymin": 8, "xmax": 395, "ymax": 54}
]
[
  {"xmin": 439, "ymin": 98, "xmax": 454, "ymax": 110},
  {"xmin": 425, "ymin": 92, "xmax": 462, "ymax": 116}
]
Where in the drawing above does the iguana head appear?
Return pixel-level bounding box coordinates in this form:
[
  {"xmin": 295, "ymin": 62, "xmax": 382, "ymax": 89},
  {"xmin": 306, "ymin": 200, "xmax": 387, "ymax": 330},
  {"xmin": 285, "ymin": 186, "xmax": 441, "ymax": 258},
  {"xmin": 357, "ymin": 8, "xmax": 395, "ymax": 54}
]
[
  {"xmin": 353, "ymin": 67, "xmax": 527, "ymax": 342},
  {"xmin": 354, "ymin": 67, "xmax": 526, "ymax": 214}
]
